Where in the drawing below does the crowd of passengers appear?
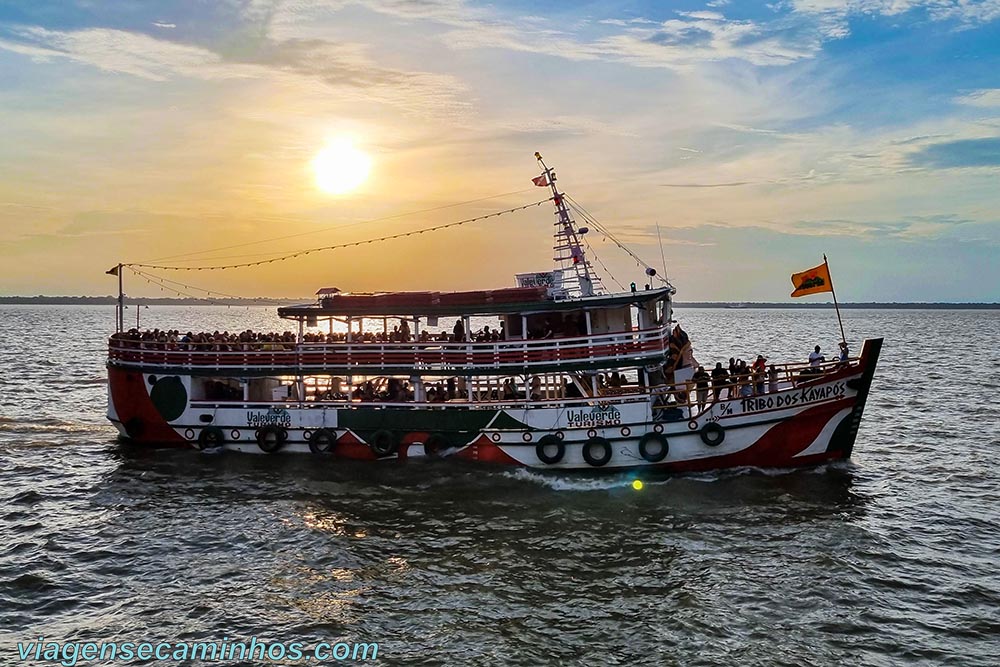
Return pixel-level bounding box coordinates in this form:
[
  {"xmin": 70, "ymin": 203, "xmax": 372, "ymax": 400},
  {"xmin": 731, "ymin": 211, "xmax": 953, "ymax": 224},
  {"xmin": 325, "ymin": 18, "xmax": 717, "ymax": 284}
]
[
  {"xmin": 316, "ymin": 371, "xmax": 633, "ymax": 404},
  {"xmin": 110, "ymin": 316, "xmax": 597, "ymax": 351},
  {"xmin": 679, "ymin": 342, "xmax": 850, "ymax": 412}
]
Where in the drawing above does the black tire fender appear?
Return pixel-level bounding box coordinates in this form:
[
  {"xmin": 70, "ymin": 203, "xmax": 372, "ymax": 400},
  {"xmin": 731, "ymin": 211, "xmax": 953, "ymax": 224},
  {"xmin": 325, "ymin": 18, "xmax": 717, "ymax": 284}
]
[
  {"xmin": 423, "ymin": 432, "xmax": 450, "ymax": 458},
  {"xmin": 309, "ymin": 428, "xmax": 336, "ymax": 454},
  {"xmin": 256, "ymin": 425, "xmax": 287, "ymax": 453},
  {"xmin": 369, "ymin": 429, "xmax": 399, "ymax": 457},
  {"xmin": 638, "ymin": 432, "xmax": 669, "ymax": 462},
  {"xmin": 700, "ymin": 422, "xmax": 725, "ymax": 447},
  {"xmin": 582, "ymin": 436, "xmax": 612, "ymax": 467},
  {"xmin": 197, "ymin": 425, "xmax": 225, "ymax": 450},
  {"xmin": 536, "ymin": 434, "xmax": 565, "ymax": 465}
]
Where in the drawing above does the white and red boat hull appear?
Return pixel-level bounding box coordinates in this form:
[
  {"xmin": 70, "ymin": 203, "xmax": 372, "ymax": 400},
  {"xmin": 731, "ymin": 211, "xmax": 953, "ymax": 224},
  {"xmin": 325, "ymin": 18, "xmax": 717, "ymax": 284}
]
[{"xmin": 108, "ymin": 339, "xmax": 881, "ymax": 473}]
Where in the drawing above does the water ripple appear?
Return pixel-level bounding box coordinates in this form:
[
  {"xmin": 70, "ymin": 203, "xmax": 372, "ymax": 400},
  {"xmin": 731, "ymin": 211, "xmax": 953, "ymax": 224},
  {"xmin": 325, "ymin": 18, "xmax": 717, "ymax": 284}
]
[{"xmin": 0, "ymin": 306, "xmax": 998, "ymax": 665}]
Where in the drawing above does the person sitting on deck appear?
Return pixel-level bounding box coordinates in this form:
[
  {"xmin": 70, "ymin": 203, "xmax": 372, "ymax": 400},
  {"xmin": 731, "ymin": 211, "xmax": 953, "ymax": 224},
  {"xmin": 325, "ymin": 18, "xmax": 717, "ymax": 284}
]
[
  {"xmin": 503, "ymin": 378, "xmax": 518, "ymax": 400},
  {"xmin": 541, "ymin": 318, "xmax": 555, "ymax": 339},
  {"xmin": 530, "ymin": 376, "xmax": 542, "ymax": 401}
]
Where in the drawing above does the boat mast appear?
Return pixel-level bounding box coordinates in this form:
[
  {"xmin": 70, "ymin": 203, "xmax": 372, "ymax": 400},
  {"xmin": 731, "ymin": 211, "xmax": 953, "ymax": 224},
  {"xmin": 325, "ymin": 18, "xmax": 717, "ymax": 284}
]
[{"xmin": 534, "ymin": 152, "xmax": 601, "ymax": 297}]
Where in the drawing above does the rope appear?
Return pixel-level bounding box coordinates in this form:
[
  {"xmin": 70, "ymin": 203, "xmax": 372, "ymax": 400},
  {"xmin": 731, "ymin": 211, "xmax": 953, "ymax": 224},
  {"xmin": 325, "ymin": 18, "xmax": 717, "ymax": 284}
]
[{"xmin": 128, "ymin": 198, "xmax": 551, "ymax": 271}]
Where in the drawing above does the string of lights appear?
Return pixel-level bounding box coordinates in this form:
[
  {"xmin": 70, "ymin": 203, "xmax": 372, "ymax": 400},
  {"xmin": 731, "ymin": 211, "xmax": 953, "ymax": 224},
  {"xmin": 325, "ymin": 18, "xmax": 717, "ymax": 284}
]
[
  {"xmin": 140, "ymin": 187, "xmax": 539, "ymax": 263},
  {"xmin": 129, "ymin": 267, "xmax": 248, "ymax": 300},
  {"xmin": 565, "ymin": 195, "xmax": 670, "ymax": 285},
  {"xmin": 583, "ymin": 239, "xmax": 625, "ymax": 291},
  {"xmin": 128, "ymin": 198, "xmax": 552, "ymax": 271},
  {"xmin": 128, "ymin": 268, "xmax": 216, "ymax": 302}
]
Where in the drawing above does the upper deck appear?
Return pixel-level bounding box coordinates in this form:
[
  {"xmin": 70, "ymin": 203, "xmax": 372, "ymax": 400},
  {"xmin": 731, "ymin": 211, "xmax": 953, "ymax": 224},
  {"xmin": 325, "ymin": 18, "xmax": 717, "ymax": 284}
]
[{"xmin": 107, "ymin": 324, "xmax": 671, "ymax": 376}]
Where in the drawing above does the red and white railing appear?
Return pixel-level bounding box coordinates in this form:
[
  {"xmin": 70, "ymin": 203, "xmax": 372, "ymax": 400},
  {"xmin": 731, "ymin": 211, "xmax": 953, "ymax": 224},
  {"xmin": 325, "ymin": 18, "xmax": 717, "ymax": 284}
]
[{"xmin": 107, "ymin": 326, "xmax": 671, "ymax": 374}]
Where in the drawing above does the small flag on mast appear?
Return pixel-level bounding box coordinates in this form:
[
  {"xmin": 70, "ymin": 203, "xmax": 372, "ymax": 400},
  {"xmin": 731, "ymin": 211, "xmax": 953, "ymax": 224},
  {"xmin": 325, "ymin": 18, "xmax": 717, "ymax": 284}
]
[
  {"xmin": 790, "ymin": 261, "xmax": 832, "ymax": 297},
  {"xmin": 532, "ymin": 175, "xmax": 549, "ymax": 187},
  {"xmin": 106, "ymin": 265, "xmax": 120, "ymax": 276}
]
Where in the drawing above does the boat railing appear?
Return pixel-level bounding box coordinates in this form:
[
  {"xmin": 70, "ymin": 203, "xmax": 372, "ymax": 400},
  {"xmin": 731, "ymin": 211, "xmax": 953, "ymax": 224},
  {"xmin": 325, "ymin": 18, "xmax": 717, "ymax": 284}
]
[
  {"xmin": 190, "ymin": 391, "xmax": 654, "ymax": 412},
  {"xmin": 652, "ymin": 355, "xmax": 861, "ymax": 420},
  {"xmin": 107, "ymin": 326, "xmax": 671, "ymax": 372}
]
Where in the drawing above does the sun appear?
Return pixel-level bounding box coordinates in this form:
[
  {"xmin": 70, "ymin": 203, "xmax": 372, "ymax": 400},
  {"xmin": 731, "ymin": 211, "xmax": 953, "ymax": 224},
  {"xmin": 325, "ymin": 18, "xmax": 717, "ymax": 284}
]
[{"xmin": 312, "ymin": 138, "xmax": 372, "ymax": 195}]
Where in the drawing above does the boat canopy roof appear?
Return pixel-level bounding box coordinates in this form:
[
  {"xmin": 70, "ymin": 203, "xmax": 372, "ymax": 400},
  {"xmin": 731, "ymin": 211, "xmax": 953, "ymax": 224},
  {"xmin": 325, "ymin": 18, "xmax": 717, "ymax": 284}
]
[{"xmin": 278, "ymin": 286, "xmax": 672, "ymax": 319}]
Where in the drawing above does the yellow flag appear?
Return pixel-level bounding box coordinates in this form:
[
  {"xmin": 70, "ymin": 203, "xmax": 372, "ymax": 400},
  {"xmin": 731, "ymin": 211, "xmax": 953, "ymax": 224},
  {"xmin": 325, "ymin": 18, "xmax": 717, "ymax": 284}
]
[{"xmin": 790, "ymin": 262, "xmax": 832, "ymax": 297}]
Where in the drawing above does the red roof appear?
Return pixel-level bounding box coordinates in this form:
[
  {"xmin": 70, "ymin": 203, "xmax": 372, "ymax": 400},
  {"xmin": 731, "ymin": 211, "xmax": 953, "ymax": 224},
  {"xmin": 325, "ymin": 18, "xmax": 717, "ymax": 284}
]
[{"xmin": 321, "ymin": 287, "xmax": 548, "ymax": 310}]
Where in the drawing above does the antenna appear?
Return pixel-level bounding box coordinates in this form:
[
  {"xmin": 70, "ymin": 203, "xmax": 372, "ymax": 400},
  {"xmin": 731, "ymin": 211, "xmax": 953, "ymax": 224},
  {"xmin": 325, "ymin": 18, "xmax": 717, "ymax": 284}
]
[{"xmin": 656, "ymin": 222, "xmax": 668, "ymax": 279}]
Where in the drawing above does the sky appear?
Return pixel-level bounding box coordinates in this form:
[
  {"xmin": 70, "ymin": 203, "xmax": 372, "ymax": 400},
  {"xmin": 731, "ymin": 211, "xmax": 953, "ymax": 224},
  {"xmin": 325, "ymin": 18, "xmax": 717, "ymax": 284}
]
[{"xmin": 1, "ymin": 0, "xmax": 998, "ymax": 302}]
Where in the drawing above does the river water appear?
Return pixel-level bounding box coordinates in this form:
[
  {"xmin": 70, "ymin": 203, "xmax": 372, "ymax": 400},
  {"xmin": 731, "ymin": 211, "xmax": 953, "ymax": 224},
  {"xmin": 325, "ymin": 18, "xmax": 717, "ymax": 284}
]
[{"xmin": 1, "ymin": 305, "xmax": 998, "ymax": 666}]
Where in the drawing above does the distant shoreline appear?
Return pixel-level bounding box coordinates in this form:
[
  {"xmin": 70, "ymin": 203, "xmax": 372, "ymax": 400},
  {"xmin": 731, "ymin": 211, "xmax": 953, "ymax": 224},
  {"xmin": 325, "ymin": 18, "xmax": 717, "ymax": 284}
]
[{"xmin": 0, "ymin": 296, "xmax": 997, "ymax": 309}]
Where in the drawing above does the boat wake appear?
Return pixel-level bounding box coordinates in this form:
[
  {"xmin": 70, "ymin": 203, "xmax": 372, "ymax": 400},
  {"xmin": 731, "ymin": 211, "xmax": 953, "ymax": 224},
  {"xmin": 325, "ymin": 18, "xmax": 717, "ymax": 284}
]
[
  {"xmin": 502, "ymin": 461, "xmax": 855, "ymax": 491},
  {"xmin": 501, "ymin": 468, "xmax": 668, "ymax": 492}
]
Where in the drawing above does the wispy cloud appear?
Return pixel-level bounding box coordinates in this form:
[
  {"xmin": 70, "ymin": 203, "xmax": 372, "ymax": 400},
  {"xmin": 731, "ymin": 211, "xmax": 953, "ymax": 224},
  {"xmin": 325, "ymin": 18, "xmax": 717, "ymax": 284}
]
[
  {"xmin": 957, "ymin": 88, "xmax": 1000, "ymax": 107},
  {"xmin": 0, "ymin": 25, "xmax": 469, "ymax": 117}
]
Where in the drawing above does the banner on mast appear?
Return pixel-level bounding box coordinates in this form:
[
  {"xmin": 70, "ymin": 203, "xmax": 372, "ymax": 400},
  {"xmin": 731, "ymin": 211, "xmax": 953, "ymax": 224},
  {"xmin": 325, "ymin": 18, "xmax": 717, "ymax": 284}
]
[
  {"xmin": 531, "ymin": 175, "xmax": 549, "ymax": 187},
  {"xmin": 790, "ymin": 262, "xmax": 832, "ymax": 297}
]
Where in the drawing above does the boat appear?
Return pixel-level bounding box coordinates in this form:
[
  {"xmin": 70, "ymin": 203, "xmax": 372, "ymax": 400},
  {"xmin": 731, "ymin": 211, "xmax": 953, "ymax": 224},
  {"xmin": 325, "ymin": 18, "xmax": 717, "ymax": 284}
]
[{"xmin": 106, "ymin": 154, "xmax": 882, "ymax": 471}]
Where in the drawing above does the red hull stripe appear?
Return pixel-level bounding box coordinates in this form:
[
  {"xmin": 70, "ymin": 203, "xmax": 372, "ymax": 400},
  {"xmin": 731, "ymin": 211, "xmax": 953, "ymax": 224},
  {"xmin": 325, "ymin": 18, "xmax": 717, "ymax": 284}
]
[{"xmin": 108, "ymin": 367, "xmax": 186, "ymax": 445}]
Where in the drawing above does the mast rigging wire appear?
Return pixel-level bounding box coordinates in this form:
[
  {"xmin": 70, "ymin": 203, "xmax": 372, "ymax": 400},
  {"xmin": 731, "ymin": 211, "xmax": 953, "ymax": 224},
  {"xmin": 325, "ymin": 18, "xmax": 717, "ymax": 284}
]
[{"xmin": 564, "ymin": 195, "xmax": 671, "ymax": 287}]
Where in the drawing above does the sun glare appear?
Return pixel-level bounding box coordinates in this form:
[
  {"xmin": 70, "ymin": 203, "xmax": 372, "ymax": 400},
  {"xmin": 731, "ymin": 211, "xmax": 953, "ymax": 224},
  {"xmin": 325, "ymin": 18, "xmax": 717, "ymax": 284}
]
[{"xmin": 312, "ymin": 138, "xmax": 372, "ymax": 195}]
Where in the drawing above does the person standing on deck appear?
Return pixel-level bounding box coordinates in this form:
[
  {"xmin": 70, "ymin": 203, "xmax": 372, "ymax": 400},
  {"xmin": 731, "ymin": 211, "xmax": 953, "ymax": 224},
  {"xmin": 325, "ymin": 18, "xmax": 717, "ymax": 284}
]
[
  {"xmin": 692, "ymin": 366, "xmax": 710, "ymax": 412},
  {"xmin": 711, "ymin": 362, "xmax": 729, "ymax": 401},
  {"xmin": 752, "ymin": 355, "xmax": 767, "ymax": 395},
  {"xmin": 768, "ymin": 365, "xmax": 779, "ymax": 393},
  {"xmin": 453, "ymin": 319, "xmax": 465, "ymax": 342},
  {"xmin": 727, "ymin": 358, "xmax": 737, "ymax": 398},
  {"xmin": 808, "ymin": 345, "xmax": 825, "ymax": 374}
]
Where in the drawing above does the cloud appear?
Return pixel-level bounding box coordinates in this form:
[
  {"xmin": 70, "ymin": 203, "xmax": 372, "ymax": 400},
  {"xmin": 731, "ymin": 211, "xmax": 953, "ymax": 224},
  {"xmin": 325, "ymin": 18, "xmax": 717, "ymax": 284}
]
[
  {"xmin": 956, "ymin": 88, "xmax": 1000, "ymax": 107},
  {"xmin": 661, "ymin": 181, "xmax": 752, "ymax": 188},
  {"xmin": 0, "ymin": 25, "xmax": 469, "ymax": 116},
  {"xmin": 907, "ymin": 136, "xmax": 1000, "ymax": 168},
  {"xmin": 789, "ymin": 0, "xmax": 1000, "ymax": 36},
  {"xmin": 589, "ymin": 13, "xmax": 824, "ymax": 68}
]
